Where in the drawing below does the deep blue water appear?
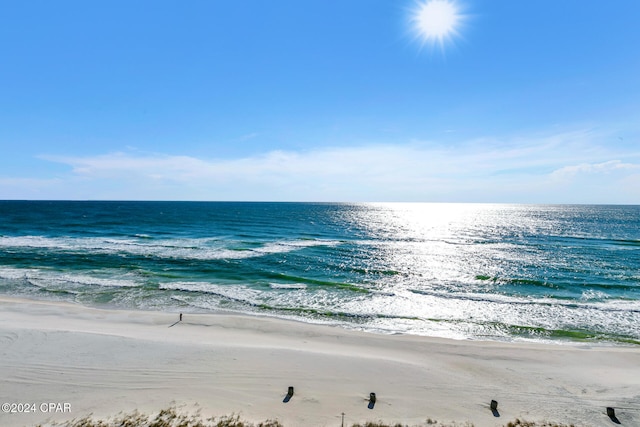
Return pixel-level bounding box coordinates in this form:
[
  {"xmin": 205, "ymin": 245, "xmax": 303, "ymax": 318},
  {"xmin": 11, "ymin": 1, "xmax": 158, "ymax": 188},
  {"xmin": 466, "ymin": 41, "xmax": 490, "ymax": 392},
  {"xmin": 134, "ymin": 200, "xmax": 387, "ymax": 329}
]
[{"xmin": 1, "ymin": 201, "xmax": 638, "ymax": 344}]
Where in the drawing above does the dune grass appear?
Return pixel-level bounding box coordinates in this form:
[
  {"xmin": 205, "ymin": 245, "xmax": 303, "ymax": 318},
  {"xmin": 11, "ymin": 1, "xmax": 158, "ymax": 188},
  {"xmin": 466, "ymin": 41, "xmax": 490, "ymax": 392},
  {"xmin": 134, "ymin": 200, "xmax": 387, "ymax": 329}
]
[
  {"xmin": 37, "ymin": 407, "xmax": 577, "ymax": 427},
  {"xmin": 40, "ymin": 408, "xmax": 283, "ymax": 427}
]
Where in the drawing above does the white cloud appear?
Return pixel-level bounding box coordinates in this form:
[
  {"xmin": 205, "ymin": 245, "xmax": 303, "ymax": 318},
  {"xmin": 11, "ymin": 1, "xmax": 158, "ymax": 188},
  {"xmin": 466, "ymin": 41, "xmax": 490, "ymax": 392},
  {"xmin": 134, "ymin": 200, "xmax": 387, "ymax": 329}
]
[
  {"xmin": 28, "ymin": 129, "xmax": 640, "ymax": 203},
  {"xmin": 550, "ymin": 160, "xmax": 640, "ymax": 180}
]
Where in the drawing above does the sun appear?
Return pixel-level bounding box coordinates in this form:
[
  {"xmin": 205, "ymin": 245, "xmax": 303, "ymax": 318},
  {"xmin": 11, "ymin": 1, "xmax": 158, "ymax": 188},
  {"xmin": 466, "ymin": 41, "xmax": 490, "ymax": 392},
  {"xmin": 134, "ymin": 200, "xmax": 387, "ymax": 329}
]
[{"xmin": 410, "ymin": 0, "xmax": 465, "ymax": 52}]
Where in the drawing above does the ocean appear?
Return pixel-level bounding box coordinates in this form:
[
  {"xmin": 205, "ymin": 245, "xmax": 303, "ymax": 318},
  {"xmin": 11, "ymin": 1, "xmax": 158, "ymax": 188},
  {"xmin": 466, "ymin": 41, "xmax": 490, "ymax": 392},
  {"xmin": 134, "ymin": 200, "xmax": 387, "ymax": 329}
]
[{"xmin": 0, "ymin": 201, "xmax": 638, "ymax": 345}]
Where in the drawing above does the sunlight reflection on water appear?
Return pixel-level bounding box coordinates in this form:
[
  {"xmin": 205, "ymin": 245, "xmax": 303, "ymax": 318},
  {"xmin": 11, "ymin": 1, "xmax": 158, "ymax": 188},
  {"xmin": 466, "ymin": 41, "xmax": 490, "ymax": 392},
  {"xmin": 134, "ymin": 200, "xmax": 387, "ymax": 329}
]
[{"xmin": 327, "ymin": 203, "xmax": 640, "ymax": 342}]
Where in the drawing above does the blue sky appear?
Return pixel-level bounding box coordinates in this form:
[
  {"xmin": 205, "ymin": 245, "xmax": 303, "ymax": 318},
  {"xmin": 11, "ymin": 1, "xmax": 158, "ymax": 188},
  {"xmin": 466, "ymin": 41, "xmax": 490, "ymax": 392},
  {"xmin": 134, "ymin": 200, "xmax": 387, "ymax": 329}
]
[{"xmin": 1, "ymin": 0, "xmax": 639, "ymax": 203}]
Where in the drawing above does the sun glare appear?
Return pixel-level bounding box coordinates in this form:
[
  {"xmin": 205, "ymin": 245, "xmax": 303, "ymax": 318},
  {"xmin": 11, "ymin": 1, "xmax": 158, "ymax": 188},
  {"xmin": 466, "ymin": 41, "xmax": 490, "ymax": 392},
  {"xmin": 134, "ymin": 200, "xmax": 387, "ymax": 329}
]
[{"xmin": 411, "ymin": 0, "xmax": 465, "ymax": 52}]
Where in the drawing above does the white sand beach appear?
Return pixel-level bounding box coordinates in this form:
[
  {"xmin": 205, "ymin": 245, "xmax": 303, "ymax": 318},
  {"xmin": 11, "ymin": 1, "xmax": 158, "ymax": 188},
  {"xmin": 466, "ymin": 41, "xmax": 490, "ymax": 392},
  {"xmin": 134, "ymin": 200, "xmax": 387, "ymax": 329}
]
[{"xmin": 1, "ymin": 296, "xmax": 638, "ymax": 427}]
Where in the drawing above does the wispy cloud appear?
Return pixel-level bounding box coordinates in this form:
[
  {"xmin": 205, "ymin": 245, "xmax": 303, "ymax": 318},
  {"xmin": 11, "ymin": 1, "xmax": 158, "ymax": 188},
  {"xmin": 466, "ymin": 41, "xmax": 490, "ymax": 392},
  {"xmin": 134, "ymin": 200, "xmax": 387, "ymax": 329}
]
[
  {"xmin": 29, "ymin": 129, "xmax": 640, "ymax": 202},
  {"xmin": 235, "ymin": 132, "xmax": 260, "ymax": 142},
  {"xmin": 550, "ymin": 160, "xmax": 640, "ymax": 179}
]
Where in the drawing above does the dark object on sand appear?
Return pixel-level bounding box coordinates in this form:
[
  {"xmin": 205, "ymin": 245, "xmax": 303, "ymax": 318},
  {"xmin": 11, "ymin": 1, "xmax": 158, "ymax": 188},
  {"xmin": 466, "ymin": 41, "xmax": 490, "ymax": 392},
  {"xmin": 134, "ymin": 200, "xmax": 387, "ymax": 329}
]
[
  {"xmin": 368, "ymin": 392, "xmax": 376, "ymax": 409},
  {"xmin": 179, "ymin": 313, "xmax": 183, "ymax": 321},
  {"xmin": 490, "ymin": 399, "xmax": 500, "ymax": 417},
  {"xmin": 283, "ymin": 386, "xmax": 294, "ymax": 403},
  {"xmin": 607, "ymin": 407, "xmax": 621, "ymax": 424}
]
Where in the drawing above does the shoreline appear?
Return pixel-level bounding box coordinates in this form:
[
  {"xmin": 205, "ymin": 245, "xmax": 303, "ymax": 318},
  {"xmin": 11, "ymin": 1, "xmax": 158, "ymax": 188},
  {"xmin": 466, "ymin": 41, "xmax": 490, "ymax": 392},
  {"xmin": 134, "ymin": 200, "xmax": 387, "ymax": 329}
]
[
  {"xmin": 10, "ymin": 291, "xmax": 639, "ymax": 348},
  {"xmin": 1, "ymin": 296, "xmax": 638, "ymax": 427}
]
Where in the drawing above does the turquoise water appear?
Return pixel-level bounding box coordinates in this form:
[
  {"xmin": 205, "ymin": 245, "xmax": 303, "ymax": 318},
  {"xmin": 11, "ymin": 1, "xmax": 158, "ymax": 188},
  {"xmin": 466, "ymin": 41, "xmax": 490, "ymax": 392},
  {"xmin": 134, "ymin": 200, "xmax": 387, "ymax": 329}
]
[{"xmin": 0, "ymin": 201, "xmax": 638, "ymax": 345}]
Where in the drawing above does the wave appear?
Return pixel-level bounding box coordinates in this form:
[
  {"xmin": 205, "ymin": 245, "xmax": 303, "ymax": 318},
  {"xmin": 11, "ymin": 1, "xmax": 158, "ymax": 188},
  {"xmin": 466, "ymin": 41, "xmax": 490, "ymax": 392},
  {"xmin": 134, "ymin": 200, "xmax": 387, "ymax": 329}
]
[
  {"xmin": 0, "ymin": 235, "xmax": 341, "ymax": 261},
  {"xmin": 474, "ymin": 274, "xmax": 638, "ymax": 293},
  {"xmin": 159, "ymin": 279, "xmax": 368, "ymax": 298},
  {"xmin": 159, "ymin": 281, "xmax": 371, "ymax": 318},
  {"xmin": 259, "ymin": 272, "xmax": 370, "ymax": 293},
  {"xmin": 0, "ymin": 267, "xmax": 142, "ymax": 289},
  {"xmin": 425, "ymin": 318, "xmax": 640, "ymax": 345},
  {"xmin": 163, "ymin": 283, "xmax": 417, "ymax": 324},
  {"xmin": 403, "ymin": 287, "xmax": 640, "ymax": 343},
  {"xmin": 408, "ymin": 287, "xmax": 640, "ymax": 314},
  {"xmin": 162, "ymin": 282, "xmax": 640, "ymax": 345},
  {"xmin": 553, "ymin": 235, "xmax": 640, "ymax": 246},
  {"xmin": 269, "ymin": 283, "xmax": 308, "ymax": 290}
]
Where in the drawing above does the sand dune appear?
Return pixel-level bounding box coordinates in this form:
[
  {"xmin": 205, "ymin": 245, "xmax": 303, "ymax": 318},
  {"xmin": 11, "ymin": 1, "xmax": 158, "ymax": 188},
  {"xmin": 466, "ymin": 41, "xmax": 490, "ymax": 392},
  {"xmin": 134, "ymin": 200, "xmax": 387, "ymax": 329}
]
[{"xmin": 1, "ymin": 296, "xmax": 638, "ymax": 426}]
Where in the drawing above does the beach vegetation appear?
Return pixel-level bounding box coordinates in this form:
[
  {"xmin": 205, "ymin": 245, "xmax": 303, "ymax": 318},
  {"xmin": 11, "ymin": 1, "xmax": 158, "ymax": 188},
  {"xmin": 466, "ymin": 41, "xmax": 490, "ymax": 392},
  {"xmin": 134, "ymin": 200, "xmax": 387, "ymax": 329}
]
[
  {"xmin": 39, "ymin": 407, "xmax": 283, "ymax": 427},
  {"xmin": 350, "ymin": 422, "xmax": 473, "ymax": 427},
  {"xmin": 37, "ymin": 408, "xmax": 577, "ymax": 427},
  {"xmin": 505, "ymin": 420, "xmax": 575, "ymax": 427}
]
